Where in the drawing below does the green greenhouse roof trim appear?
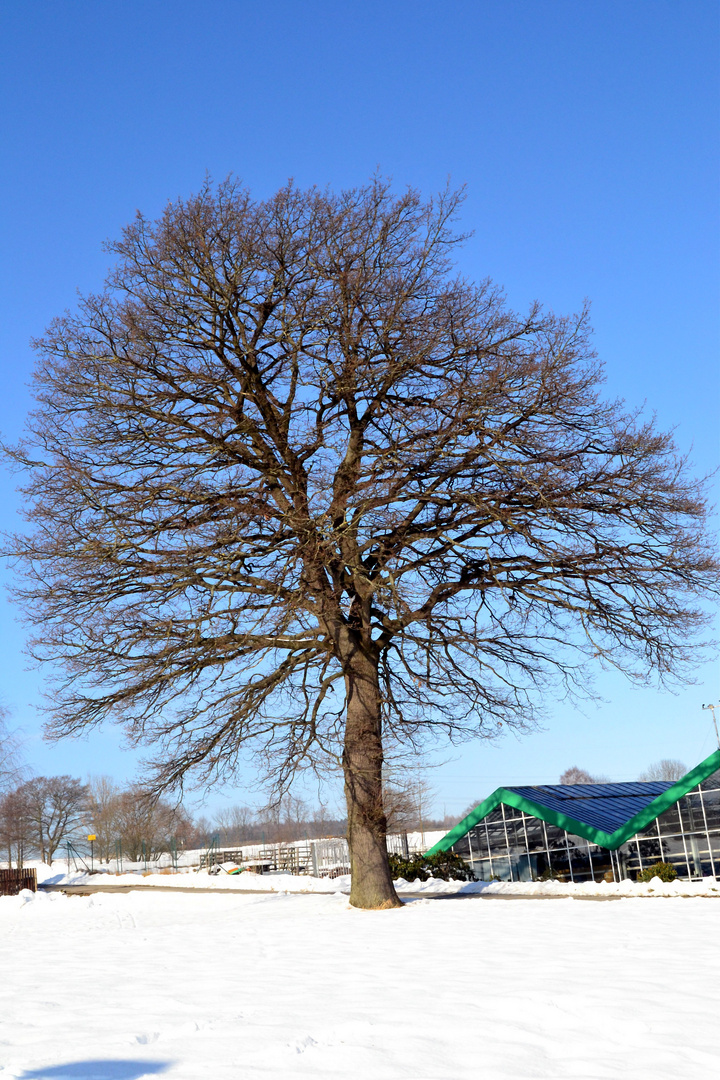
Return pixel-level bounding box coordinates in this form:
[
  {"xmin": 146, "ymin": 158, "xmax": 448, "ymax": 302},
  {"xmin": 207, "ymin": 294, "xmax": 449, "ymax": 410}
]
[{"xmin": 426, "ymin": 748, "xmax": 720, "ymax": 855}]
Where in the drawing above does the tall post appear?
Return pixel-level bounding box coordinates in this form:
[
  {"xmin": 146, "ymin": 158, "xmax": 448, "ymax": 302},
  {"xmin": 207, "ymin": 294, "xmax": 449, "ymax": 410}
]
[{"xmin": 702, "ymin": 704, "xmax": 720, "ymax": 749}]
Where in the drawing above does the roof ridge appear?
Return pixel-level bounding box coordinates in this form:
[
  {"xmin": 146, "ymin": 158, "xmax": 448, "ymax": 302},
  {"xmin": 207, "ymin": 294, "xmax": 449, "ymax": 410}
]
[{"xmin": 426, "ymin": 748, "xmax": 720, "ymax": 855}]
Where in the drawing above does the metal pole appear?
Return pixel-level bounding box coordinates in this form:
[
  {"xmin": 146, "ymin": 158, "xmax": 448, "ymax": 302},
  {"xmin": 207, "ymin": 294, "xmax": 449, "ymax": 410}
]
[
  {"xmin": 484, "ymin": 819, "xmax": 494, "ymax": 879},
  {"xmin": 697, "ymin": 783, "xmax": 716, "ymax": 878},
  {"xmin": 541, "ymin": 820, "xmax": 552, "ymax": 878},
  {"xmin": 635, "ymin": 836, "xmax": 644, "ymax": 877},
  {"xmin": 677, "ymin": 801, "xmax": 693, "ymax": 880},
  {"xmin": 702, "ymin": 703, "xmax": 720, "ymax": 749},
  {"xmin": 500, "ymin": 804, "xmax": 514, "ymax": 882},
  {"xmin": 520, "ymin": 813, "xmax": 531, "ymax": 858},
  {"xmin": 564, "ymin": 831, "xmax": 575, "ymax": 883}
]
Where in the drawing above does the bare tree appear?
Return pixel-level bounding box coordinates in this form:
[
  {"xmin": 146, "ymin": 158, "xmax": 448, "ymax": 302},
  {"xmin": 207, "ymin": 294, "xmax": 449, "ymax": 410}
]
[
  {"xmin": 186, "ymin": 814, "xmax": 215, "ymax": 849},
  {"xmin": 381, "ymin": 781, "xmax": 418, "ymax": 833},
  {"xmin": 638, "ymin": 758, "xmax": 687, "ymax": 782},
  {"xmin": 310, "ymin": 798, "xmax": 333, "ymax": 837},
  {"xmin": 214, "ymin": 803, "xmax": 256, "ymax": 847},
  {"xmin": 110, "ymin": 786, "xmax": 194, "ymax": 861},
  {"xmin": 4, "ymin": 179, "xmax": 718, "ymax": 908},
  {"xmin": 17, "ymin": 776, "xmax": 90, "ymax": 864},
  {"xmin": 88, "ymin": 775, "xmax": 123, "ymax": 862},
  {"xmin": 383, "ymin": 774, "xmax": 435, "ymax": 835},
  {"xmin": 0, "ymin": 708, "xmax": 25, "ymax": 794},
  {"xmin": 559, "ymin": 766, "xmax": 605, "ymax": 785},
  {"xmin": 0, "ymin": 788, "xmax": 31, "ymax": 868},
  {"xmin": 260, "ymin": 793, "xmax": 312, "ymax": 843}
]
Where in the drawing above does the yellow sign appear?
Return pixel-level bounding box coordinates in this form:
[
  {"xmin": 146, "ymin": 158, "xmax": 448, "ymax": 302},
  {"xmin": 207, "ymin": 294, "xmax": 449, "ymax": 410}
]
[{"xmin": 87, "ymin": 834, "xmax": 97, "ymax": 841}]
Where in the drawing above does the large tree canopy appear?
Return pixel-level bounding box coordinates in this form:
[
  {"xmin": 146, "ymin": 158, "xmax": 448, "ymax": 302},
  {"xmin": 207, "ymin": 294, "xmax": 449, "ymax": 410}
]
[{"xmin": 5, "ymin": 179, "xmax": 717, "ymax": 907}]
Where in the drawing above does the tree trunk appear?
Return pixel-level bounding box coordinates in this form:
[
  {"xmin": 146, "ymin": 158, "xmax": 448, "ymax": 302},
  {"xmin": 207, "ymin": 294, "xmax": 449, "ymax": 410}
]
[{"xmin": 342, "ymin": 649, "xmax": 401, "ymax": 910}]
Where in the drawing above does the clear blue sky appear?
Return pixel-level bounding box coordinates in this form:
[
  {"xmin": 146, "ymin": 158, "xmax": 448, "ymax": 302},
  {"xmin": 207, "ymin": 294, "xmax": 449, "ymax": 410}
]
[{"xmin": 0, "ymin": 1, "xmax": 718, "ymax": 818}]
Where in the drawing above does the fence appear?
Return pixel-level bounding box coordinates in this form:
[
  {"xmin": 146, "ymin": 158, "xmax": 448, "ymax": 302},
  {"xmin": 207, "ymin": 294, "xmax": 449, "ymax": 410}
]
[
  {"xmin": 200, "ymin": 841, "xmax": 316, "ymax": 873},
  {"xmin": 200, "ymin": 831, "xmax": 412, "ymax": 876},
  {"xmin": 0, "ymin": 867, "xmax": 37, "ymax": 896}
]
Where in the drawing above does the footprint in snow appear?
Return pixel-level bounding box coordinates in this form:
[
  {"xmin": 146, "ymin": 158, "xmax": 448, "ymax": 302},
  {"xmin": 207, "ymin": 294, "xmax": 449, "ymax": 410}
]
[{"xmin": 133, "ymin": 1032, "xmax": 160, "ymax": 1045}]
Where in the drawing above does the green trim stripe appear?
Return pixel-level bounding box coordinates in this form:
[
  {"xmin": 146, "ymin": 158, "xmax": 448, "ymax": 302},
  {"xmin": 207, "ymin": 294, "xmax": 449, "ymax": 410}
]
[{"xmin": 426, "ymin": 748, "xmax": 720, "ymax": 855}]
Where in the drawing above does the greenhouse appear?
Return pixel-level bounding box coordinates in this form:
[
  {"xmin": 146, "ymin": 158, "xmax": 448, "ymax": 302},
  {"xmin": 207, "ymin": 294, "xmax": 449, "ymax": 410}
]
[{"xmin": 427, "ymin": 749, "xmax": 720, "ymax": 883}]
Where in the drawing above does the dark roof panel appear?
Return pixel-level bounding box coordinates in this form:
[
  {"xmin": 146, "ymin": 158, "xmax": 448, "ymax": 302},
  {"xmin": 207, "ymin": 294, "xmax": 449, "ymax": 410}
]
[
  {"xmin": 426, "ymin": 749, "xmax": 720, "ymax": 856},
  {"xmin": 506, "ymin": 781, "xmax": 672, "ymax": 834}
]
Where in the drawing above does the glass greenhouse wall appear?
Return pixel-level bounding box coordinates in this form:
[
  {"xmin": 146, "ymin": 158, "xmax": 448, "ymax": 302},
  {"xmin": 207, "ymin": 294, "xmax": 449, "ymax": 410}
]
[{"xmin": 448, "ymin": 769, "xmax": 720, "ymax": 883}]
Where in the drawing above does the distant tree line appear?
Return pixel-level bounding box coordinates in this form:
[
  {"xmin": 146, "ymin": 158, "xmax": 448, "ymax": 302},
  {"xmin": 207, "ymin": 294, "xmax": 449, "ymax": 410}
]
[
  {"xmin": 84, "ymin": 776, "xmax": 199, "ymax": 862},
  {"xmin": 208, "ymin": 779, "xmax": 454, "ymax": 850},
  {"xmin": 0, "ymin": 777, "xmax": 454, "ymax": 868},
  {"xmin": 558, "ymin": 759, "xmax": 687, "ymax": 785},
  {"xmin": 0, "ymin": 769, "xmax": 200, "ymax": 869},
  {"xmin": 2, "ymin": 712, "xmax": 452, "ymax": 866},
  {"xmin": 2, "ymin": 703, "xmax": 694, "ymax": 868}
]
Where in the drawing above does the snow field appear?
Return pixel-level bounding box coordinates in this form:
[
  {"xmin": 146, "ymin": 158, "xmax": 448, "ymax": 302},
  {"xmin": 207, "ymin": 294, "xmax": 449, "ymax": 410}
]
[{"xmin": 1, "ymin": 889, "xmax": 718, "ymax": 1079}]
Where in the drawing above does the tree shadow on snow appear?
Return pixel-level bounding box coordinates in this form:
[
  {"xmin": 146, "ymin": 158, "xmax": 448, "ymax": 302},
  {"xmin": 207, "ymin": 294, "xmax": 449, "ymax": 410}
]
[{"xmin": 19, "ymin": 1061, "xmax": 171, "ymax": 1079}]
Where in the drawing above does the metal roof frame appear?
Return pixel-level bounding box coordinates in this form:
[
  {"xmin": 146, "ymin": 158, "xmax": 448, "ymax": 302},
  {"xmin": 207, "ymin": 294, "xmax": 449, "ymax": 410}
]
[{"xmin": 426, "ymin": 748, "xmax": 720, "ymax": 854}]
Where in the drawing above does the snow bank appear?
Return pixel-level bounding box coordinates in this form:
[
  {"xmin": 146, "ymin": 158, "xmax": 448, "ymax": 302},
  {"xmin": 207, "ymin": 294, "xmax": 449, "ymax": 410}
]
[
  {"xmin": 39, "ymin": 867, "xmax": 350, "ymax": 892},
  {"xmin": 480, "ymin": 875, "xmax": 720, "ymax": 898},
  {"xmin": 35, "ymin": 862, "xmax": 720, "ymax": 897},
  {"xmin": 393, "ymin": 874, "xmax": 720, "ymax": 897}
]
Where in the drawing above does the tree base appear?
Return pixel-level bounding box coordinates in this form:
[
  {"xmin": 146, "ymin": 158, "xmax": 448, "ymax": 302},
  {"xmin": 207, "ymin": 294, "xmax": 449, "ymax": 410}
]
[{"xmin": 349, "ymin": 886, "xmax": 403, "ymax": 910}]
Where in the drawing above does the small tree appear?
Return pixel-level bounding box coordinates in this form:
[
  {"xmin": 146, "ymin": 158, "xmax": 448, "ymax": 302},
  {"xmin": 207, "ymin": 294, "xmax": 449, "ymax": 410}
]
[{"xmin": 4, "ymin": 179, "xmax": 718, "ymax": 908}]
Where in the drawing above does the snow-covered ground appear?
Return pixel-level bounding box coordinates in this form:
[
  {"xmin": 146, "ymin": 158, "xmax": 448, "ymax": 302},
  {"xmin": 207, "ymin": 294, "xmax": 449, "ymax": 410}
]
[{"xmin": 1, "ymin": 887, "xmax": 718, "ymax": 1079}]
